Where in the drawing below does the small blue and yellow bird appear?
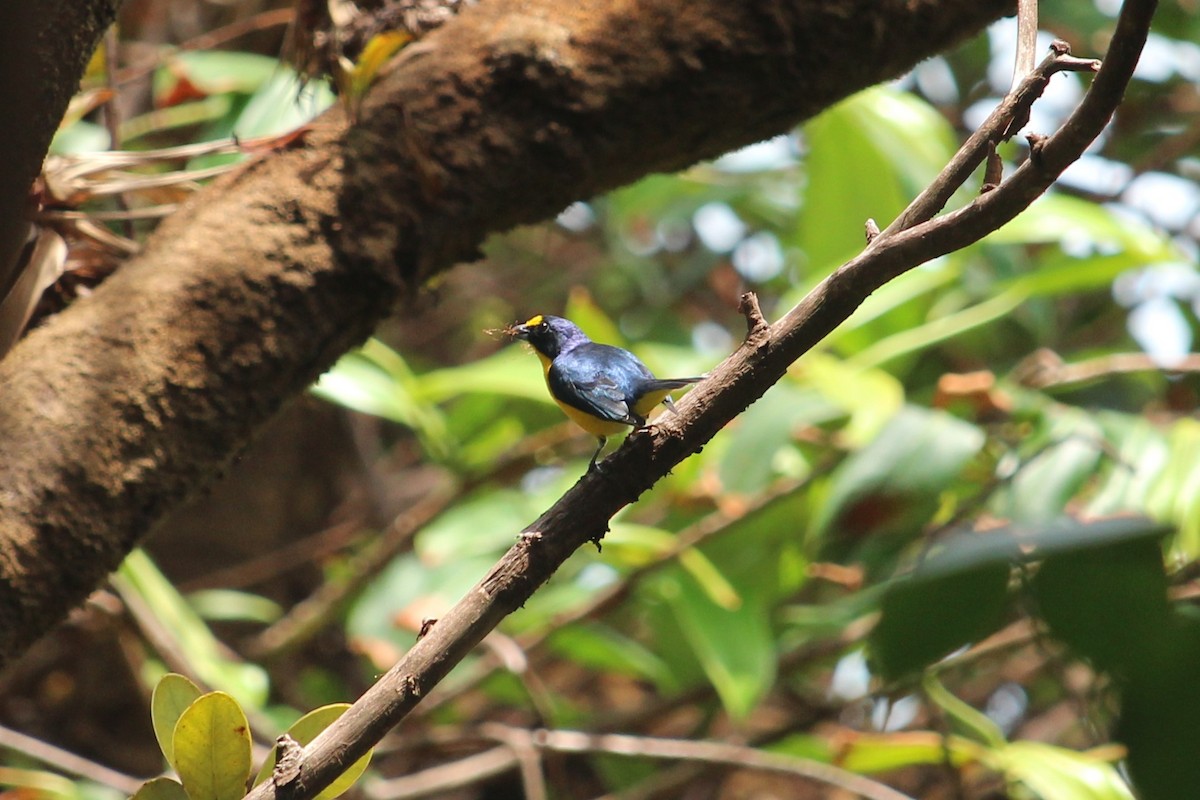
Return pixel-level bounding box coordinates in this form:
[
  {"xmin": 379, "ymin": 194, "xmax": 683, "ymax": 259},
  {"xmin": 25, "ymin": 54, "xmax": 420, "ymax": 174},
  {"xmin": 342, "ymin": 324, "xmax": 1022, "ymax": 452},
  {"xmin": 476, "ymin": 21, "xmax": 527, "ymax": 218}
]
[{"xmin": 509, "ymin": 314, "xmax": 703, "ymax": 471}]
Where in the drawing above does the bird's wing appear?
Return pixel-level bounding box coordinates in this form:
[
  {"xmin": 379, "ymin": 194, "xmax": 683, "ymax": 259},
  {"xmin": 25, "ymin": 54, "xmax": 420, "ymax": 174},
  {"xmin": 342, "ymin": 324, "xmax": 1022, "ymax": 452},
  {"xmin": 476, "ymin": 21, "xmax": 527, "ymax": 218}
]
[{"xmin": 548, "ymin": 360, "xmax": 639, "ymax": 425}]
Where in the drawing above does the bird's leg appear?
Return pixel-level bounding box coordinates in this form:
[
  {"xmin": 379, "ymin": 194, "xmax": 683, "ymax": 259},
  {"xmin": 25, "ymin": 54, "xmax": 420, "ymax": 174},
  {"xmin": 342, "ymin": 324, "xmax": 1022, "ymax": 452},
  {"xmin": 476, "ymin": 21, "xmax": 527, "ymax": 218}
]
[{"xmin": 588, "ymin": 436, "xmax": 608, "ymax": 473}]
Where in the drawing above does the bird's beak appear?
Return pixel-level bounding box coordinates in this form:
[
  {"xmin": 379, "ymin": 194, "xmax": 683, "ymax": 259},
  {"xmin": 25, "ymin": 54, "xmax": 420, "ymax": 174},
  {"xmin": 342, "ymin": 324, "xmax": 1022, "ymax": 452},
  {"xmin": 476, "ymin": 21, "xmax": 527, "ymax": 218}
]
[{"xmin": 506, "ymin": 321, "xmax": 532, "ymax": 340}]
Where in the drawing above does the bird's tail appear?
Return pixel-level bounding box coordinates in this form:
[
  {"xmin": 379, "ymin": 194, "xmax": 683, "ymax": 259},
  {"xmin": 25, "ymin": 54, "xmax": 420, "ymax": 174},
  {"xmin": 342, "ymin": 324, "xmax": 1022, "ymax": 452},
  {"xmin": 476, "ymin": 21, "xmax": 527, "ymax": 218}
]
[
  {"xmin": 646, "ymin": 376, "xmax": 704, "ymax": 392},
  {"xmin": 649, "ymin": 376, "xmax": 704, "ymax": 415}
]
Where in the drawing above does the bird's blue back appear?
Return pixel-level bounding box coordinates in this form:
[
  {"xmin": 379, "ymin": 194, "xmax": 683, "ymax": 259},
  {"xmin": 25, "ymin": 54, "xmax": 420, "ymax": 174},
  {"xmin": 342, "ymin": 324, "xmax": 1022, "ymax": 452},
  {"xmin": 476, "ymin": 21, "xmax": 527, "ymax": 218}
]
[{"xmin": 548, "ymin": 342, "xmax": 656, "ymax": 424}]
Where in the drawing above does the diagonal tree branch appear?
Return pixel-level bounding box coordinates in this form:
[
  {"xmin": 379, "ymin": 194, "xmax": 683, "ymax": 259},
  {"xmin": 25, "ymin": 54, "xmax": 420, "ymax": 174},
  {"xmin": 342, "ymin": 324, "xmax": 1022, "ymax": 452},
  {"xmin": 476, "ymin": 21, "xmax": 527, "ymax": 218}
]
[
  {"xmin": 0, "ymin": 0, "xmax": 1012, "ymax": 664},
  {"xmin": 247, "ymin": 2, "xmax": 1155, "ymax": 798}
]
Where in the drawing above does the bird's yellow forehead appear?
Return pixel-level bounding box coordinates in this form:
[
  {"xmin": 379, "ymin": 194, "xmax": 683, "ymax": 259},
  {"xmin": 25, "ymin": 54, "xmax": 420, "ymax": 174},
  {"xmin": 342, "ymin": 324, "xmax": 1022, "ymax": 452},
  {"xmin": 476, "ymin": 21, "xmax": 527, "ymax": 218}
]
[{"xmin": 523, "ymin": 314, "xmax": 544, "ymax": 326}]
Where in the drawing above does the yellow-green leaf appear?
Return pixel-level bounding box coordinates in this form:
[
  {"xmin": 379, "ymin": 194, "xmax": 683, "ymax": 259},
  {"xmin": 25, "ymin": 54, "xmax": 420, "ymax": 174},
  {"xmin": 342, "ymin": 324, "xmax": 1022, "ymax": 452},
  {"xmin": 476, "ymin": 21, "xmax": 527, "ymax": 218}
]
[
  {"xmin": 152, "ymin": 673, "xmax": 203, "ymax": 769},
  {"xmin": 254, "ymin": 704, "xmax": 372, "ymax": 800},
  {"xmin": 924, "ymin": 676, "xmax": 1006, "ymax": 749},
  {"xmin": 606, "ymin": 523, "xmax": 740, "ymax": 610},
  {"xmin": 831, "ymin": 732, "xmax": 984, "ymax": 774},
  {"xmin": 172, "ymin": 692, "xmax": 253, "ymax": 800},
  {"xmin": 114, "ymin": 550, "xmax": 269, "ymax": 708},
  {"xmin": 0, "ymin": 766, "xmax": 78, "ymax": 800},
  {"xmin": 337, "ymin": 30, "xmax": 414, "ymax": 113},
  {"xmin": 1000, "ymin": 741, "xmax": 1134, "ymax": 800},
  {"xmin": 131, "ymin": 777, "xmax": 191, "ymax": 800}
]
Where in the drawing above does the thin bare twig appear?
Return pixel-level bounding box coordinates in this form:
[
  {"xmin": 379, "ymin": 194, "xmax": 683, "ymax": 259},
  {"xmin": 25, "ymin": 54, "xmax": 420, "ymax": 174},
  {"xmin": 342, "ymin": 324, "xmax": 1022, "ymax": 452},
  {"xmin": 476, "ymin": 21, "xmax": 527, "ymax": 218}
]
[
  {"xmin": 370, "ymin": 635, "xmax": 853, "ymax": 799},
  {"xmin": 483, "ymin": 725, "xmax": 548, "ymax": 800},
  {"xmin": 114, "ymin": 8, "xmax": 297, "ymax": 87},
  {"xmin": 39, "ymin": 205, "xmax": 179, "ymax": 222},
  {"xmin": 1012, "ymin": 0, "xmax": 1041, "ymax": 91},
  {"xmin": 530, "ymin": 728, "xmax": 913, "ymax": 800},
  {"xmin": 242, "ymin": 3, "xmax": 1156, "ymax": 799},
  {"xmin": 367, "ymin": 746, "xmax": 519, "ymax": 799},
  {"xmin": 0, "ymin": 724, "xmax": 143, "ymax": 795},
  {"xmin": 100, "ymin": 27, "xmax": 135, "ymax": 240},
  {"xmin": 1013, "ymin": 348, "xmax": 1200, "ymax": 389},
  {"xmin": 368, "ymin": 725, "xmax": 917, "ymax": 800}
]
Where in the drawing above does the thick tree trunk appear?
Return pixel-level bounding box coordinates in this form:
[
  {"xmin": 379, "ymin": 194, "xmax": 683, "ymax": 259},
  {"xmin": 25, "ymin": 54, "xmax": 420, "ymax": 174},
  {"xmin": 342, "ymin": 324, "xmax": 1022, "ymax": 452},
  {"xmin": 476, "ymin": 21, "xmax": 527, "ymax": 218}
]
[
  {"xmin": 0, "ymin": 0, "xmax": 1011, "ymax": 664},
  {"xmin": 0, "ymin": 2, "xmax": 123, "ymax": 335}
]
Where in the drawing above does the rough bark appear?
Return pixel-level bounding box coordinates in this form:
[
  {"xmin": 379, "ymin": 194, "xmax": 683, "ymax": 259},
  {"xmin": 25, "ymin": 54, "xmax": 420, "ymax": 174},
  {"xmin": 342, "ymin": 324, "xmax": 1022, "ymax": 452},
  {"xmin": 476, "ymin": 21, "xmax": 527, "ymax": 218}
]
[{"xmin": 0, "ymin": 0, "xmax": 1011, "ymax": 664}]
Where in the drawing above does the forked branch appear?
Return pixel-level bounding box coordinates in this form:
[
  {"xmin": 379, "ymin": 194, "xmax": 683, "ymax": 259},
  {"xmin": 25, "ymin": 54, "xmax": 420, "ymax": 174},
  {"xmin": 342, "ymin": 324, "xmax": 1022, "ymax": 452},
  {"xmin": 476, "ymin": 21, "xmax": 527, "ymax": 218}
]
[{"xmin": 247, "ymin": 2, "xmax": 1155, "ymax": 798}]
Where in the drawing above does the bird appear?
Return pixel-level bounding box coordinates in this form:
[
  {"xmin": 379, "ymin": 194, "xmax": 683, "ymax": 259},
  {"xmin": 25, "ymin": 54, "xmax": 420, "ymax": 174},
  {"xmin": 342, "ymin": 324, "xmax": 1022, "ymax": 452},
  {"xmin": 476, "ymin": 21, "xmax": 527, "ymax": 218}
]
[{"xmin": 508, "ymin": 314, "xmax": 703, "ymax": 472}]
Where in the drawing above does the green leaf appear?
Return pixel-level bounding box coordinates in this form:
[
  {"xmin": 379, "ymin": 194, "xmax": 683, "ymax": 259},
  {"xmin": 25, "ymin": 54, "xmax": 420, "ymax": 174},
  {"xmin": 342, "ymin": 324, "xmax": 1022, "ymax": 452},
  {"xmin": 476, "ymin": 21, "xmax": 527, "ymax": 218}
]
[
  {"xmin": 254, "ymin": 704, "xmax": 372, "ymax": 800},
  {"xmin": 874, "ymin": 517, "xmax": 1167, "ymax": 583},
  {"xmin": 661, "ymin": 570, "xmax": 775, "ymax": 720},
  {"xmin": 415, "ymin": 347, "xmax": 554, "ymax": 405},
  {"xmin": 870, "ymin": 517, "xmax": 1169, "ymax": 680},
  {"xmin": 802, "ymin": 731, "xmax": 983, "ymax": 773},
  {"xmin": 822, "ymin": 406, "xmax": 985, "ymax": 523},
  {"xmin": 1003, "ymin": 409, "xmax": 1103, "ymax": 523},
  {"xmin": 152, "ymin": 673, "xmax": 203, "ymax": 768},
  {"xmin": 1088, "ymin": 413, "xmax": 1170, "ymax": 517},
  {"xmin": 780, "ymin": 587, "xmax": 885, "ymax": 638},
  {"xmin": 606, "ymin": 523, "xmax": 741, "ymax": 610},
  {"xmin": 1118, "ymin": 617, "xmax": 1200, "ymax": 800},
  {"xmin": 312, "ymin": 339, "xmax": 456, "ymax": 462},
  {"xmin": 817, "ymin": 406, "xmax": 985, "ymax": 563},
  {"xmin": 345, "ymin": 556, "xmax": 433, "ymax": 643},
  {"xmin": 154, "ymin": 51, "xmax": 280, "ymax": 103},
  {"xmin": 798, "ymin": 86, "xmax": 956, "ymax": 273},
  {"xmin": 871, "ymin": 556, "xmax": 1010, "ymax": 680},
  {"xmin": 847, "ymin": 288, "xmax": 1025, "ymax": 369},
  {"xmin": 1032, "ymin": 535, "xmax": 1170, "ymax": 674},
  {"xmin": 120, "ymin": 97, "xmax": 236, "ymax": 144},
  {"xmin": 989, "ymin": 193, "xmax": 1180, "ymax": 273},
  {"xmin": 311, "ymin": 352, "xmax": 410, "ymax": 420},
  {"xmin": 172, "ymin": 692, "xmax": 253, "ymax": 800},
  {"xmin": 1146, "ymin": 418, "xmax": 1200, "ymax": 559},
  {"xmin": 823, "ymin": 263, "xmax": 957, "ymax": 350},
  {"xmin": 50, "ymin": 120, "xmax": 110, "ymax": 155},
  {"xmin": 817, "ymin": 193, "xmax": 1183, "ymax": 368},
  {"xmin": 234, "ymin": 67, "xmax": 334, "ymax": 139},
  {"xmin": 186, "ymin": 589, "xmax": 283, "ymax": 625},
  {"xmin": 923, "ymin": 676, "xmax": 1005, "ymax": 748},
  {"xmin": 563, "ymin": 290, "xmax": 624, "ymax": 349},
  {"xmin": 113, "ymin": 550, "xmax": 269, "ymax": 709},
  {"xmin": 131, "ymin": 778, "xmax": 191, "ymax": 800},
  {"xmin": 418, "ymin": 486, "xmax": 557, "ymax": 563},
  {"xmin": 714, "ymin": 384, "xmax": 834, "ymax": 494},
  {"xmin": 800, "ymin": 352, "xmax": 905, "ymax": 446},
  {"xmin": 549, "ymin": 624, "xmax": 676, "ymax": 689},
  {"xmin": 0, "ymin": 766, "xmax": 80, "ymax": 800}
]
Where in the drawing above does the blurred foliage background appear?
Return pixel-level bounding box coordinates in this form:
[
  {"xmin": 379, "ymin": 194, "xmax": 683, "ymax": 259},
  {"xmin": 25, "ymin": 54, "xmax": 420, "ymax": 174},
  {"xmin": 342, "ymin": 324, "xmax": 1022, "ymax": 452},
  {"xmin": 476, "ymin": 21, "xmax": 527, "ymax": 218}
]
[{"xmin": 3, "ymin": 1, "xmax": 1200, "ymax": 799}]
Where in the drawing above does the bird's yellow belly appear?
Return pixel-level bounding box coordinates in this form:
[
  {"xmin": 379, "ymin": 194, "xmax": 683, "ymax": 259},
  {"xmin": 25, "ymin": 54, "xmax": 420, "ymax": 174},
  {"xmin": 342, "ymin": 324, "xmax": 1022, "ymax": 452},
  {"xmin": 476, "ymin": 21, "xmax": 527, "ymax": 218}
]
[
  {"xmin": 554, "ymin": 399, "xmax": 632, "ymax": 437},
  {"xmin": 633, "ymin": 388, "xmax": 673, "ymax": 417}
]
